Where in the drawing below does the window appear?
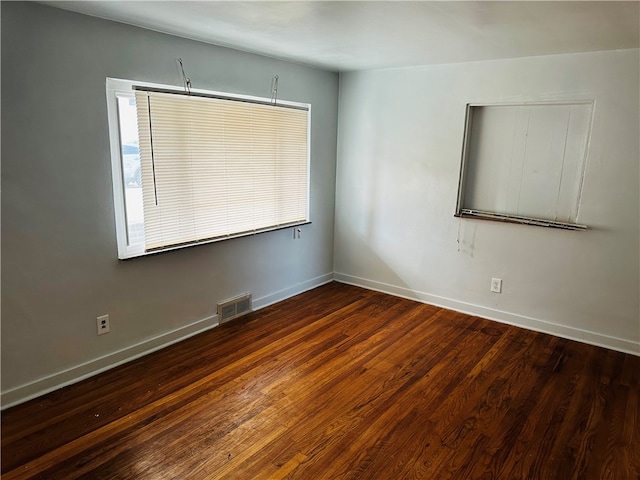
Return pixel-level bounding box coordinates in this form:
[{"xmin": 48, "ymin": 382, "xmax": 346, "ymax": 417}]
[
  {"xmin": 456, "ymin": 102, "xmax": 593, "ymax": 230},
  {"xmin": 106, "ymin": 78, "xmax": 310, "ymax": 259}
]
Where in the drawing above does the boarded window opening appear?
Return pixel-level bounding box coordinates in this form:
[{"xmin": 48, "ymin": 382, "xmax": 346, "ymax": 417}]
[{"xmin": 455, "ymin": 102, "xmax": 593, "ymax": 230}]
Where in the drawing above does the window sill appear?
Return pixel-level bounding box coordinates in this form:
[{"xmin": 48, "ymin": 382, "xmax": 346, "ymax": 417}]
[
  {"xmin": 455, "ymin": 210, "xmax": 587, "ymax": 231},
  {"xmin": 119, "ymin": 221, "xmax": 312, "ymax": 260}
]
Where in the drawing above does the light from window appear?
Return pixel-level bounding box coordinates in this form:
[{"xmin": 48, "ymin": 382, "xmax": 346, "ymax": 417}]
[{"xmin": 116, "ymin": 95, "xmax": 145, "ymax": 248}]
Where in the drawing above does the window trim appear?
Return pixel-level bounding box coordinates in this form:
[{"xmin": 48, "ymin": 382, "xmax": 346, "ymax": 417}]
[{"xmin": 106, "ymin": 77, "xmax": 311, "ymax": 259}]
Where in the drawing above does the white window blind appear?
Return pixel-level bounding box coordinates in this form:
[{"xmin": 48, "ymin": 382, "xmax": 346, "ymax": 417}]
[{"xmin": 135, "ymin": 90, "xmax": 309, "ymax": 251}]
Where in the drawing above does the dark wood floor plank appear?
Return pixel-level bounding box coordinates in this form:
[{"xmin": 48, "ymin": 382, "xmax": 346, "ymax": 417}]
[
  {"xmin": 518, "ymin": 342, "xmax": 597, "ymax": 480},
  {"xmin": 287, "ymin": 316, "xmax": 505, "ymax": 479},
  {"xmin": 349, "ymin": 327, "xmax": 517, "ymax": 480},
  {"xmin": 462, "ymin": 337, "xmax": 567, "ymax": 480},
  {"xmin": 2, "ymin": 282, "xmax": 638, "ymax": 479},
  {"xmin": 498, "ymin": 342, "xmax": 583, "ymax": 480},
  {"xmin": 410, "ymin": 332, "xmax": 554, "ymax": 479},
  {"xmin": 628, "ymin": 384, "xmax": 640, "ymax": 479}
]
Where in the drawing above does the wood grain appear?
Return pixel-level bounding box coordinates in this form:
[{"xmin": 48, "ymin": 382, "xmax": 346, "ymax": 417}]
[{"xmin": 2, "ymin": 282, "xmax": 638, "ymax": 479}]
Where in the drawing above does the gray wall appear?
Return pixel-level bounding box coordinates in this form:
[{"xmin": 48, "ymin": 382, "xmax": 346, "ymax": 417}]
[
  {"xmin": 335, "ymin": 49, "xmax": 639, "ymax": 354},
  {"xmin": 1, "ymin": 2, "xmax": 339, "ymax": 403}
]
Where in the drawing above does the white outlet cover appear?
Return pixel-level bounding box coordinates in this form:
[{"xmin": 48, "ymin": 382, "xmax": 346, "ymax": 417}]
[
  {"xmin": 491, "ymin": 278, "xmax": 502, "ymax": 293},
  {"xmin": 97, "ymin": 314, "xmax": 110, "ymax": 335}
]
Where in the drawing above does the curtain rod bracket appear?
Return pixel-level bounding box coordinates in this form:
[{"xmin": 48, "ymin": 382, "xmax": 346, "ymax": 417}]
[
  {"xmin": 270, "ymin": 75, "xmax": 279, "ymax": 105},
  {"xmin": 176, "ymin": 58, "xmax": 191, "ymax": 95}
]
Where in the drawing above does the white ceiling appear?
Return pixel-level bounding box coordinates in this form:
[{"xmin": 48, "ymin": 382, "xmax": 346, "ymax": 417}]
[{"xmin": 43, "ymin": 1, "xmax": 640, "ymax": 72}]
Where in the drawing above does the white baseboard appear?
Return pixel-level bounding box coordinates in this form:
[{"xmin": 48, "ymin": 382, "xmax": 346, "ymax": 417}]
[
  {"xmin": 334, "ymin": 272, "xmax": 640, "ymax": 356},
  {"xmin": 1, "ymin": 272, "xmax": 335, "ymax": 410},
  {"xmin": 252, "ymin": 272, "xmax": 335, "ymax": 310},
  {"xmin": 1, "ymin": 314, "xmax": 220, "ymax": 410}
]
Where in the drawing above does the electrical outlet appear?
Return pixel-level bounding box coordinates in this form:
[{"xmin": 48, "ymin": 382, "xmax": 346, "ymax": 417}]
[
  {"xmin": 491, "ymin": 278, "xmax": 502, "ymax": 293},
  {"xmin": 97, "ymin": 314, "xmax": 110, "ymax": 335}
]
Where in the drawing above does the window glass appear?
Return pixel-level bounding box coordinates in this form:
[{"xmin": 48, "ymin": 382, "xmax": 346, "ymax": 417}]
[{"xmin": 116, "ymin": 95, "xmax": 144, "ymax": 247}]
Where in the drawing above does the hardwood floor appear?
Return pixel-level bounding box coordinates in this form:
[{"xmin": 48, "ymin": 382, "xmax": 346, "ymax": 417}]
[{"xmin": 2, "ymin": 282, "xmax": 639, "ymax": 479}]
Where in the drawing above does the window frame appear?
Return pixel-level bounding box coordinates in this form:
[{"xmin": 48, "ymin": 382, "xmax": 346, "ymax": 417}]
[{"xmin": 106, "ymin": 77, "xmax": 311, "ymax": 259}]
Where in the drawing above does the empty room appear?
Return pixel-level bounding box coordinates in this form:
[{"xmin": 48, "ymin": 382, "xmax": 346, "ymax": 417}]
[{"xmin": 1, "ymin": 1, "xmax": 639, "ymax": 478}]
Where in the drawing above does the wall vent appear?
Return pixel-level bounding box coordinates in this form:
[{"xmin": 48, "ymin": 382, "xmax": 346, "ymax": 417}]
[{"xmin": 217, "ymin": 293, "xmax": 252, "ymax": 324}]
